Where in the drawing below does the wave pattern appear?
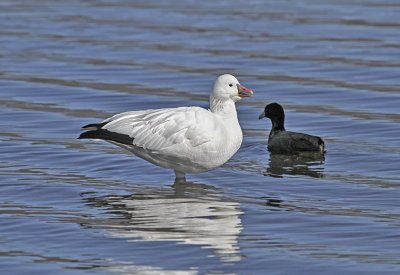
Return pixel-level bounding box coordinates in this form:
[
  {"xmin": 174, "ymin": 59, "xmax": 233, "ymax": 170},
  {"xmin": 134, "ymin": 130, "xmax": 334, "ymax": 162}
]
[{"xmin": 1, "ymin": 0, "xmax": 400, "ymax": 274}]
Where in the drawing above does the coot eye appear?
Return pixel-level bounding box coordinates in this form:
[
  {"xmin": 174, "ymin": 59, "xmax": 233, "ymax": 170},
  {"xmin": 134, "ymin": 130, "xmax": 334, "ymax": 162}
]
[{"xmin": 229, "ymin": 84, "xmax": 233, "ymax": 87}]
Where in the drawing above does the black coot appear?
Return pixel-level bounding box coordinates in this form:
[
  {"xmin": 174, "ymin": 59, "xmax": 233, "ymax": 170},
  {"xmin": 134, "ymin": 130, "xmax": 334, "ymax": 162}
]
[{"xmin": 259, "ymin": 103, "xmax": 325, "ymax": 154}]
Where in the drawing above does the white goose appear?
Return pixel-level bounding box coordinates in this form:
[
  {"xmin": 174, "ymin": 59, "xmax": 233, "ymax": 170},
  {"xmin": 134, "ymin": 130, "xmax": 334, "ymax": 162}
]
[{"xmin": 78, "ymin": 74, "xmax": 253, "ymax": 182}]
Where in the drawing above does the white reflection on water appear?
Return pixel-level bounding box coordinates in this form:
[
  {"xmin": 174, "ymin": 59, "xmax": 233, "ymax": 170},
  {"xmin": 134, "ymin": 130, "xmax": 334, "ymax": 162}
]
[
  {"xmin": 85, "ymin": 183, "xmax": 243, "ymax": 263},
  {"xmin": 104, "ymin": 264, "xmax": 197, "ymax": 275}
]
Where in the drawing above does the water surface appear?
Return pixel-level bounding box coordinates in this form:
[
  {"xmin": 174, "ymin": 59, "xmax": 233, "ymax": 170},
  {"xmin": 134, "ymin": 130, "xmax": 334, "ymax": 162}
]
[{"xmin": 1, "ymin": 0, "xmax": 400, "ymax": 274}]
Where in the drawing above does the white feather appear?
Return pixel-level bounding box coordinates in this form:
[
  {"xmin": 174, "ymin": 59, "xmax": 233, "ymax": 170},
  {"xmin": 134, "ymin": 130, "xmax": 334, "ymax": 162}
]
[{"xmin": 81, "ymin": 74, "xmax": 253, "ymax": 179}]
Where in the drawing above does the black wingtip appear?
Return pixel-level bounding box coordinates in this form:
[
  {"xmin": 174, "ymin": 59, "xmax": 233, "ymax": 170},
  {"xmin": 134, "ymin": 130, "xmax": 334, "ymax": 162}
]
[
  {"xmin": 78, "ymin": 130, "xmax": 98, "ymax": 140},
  {"xmin": 82, "ymin": 122, "xmax": 107, "ymax": 129},
  {"xmin": 78, "ymin": 129, "xmax": 134, "ymax": 145}
]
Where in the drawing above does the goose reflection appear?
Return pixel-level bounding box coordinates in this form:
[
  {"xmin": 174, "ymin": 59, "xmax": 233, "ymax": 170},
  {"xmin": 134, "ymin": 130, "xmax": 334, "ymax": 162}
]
[
  {"xmin": 83, "ymin": 182, "xmax": 243, "ymax": 262},
  {"xmin": 265, "ymin": 152, "xmax": 325, "ymax": 178}
]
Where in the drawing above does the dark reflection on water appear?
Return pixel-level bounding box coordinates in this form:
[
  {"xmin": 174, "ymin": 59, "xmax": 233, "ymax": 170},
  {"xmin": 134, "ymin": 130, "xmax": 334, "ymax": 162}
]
[
  {"xmin": 266, "ymin": 153, "xmax": 325, "ymax": 178},
  {"xmin": 264, "ymin": 197, "xmax": 284, "ymax": 209}
]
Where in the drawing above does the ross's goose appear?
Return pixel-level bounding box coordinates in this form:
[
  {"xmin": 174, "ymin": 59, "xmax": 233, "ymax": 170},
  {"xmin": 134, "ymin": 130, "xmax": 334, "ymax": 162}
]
[
  {"xmin": 258, "ymin": 103, "xmax": 325, "ymax": 154},
  {"xmin": 79, "ymin": 74, "xmax": 253, "ymax": 182}
]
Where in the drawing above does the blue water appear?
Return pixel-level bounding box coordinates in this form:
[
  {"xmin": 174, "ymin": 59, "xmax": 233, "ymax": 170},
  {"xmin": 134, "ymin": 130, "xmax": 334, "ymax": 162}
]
[{"xmin": 1, "ymin": 0, "xmax": 400, "ymax": 274}]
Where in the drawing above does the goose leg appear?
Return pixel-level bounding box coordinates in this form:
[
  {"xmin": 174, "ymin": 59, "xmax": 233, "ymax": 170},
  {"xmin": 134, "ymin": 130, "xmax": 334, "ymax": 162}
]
[{"xmin": 174, "ymin": 171, "xmax": 186, "ymax": 184}]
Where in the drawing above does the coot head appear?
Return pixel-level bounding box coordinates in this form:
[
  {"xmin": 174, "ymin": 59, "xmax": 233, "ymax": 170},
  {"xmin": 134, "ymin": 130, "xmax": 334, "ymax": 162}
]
[{"xmin": 259, "ymin": 102, "xmax": 285, "ymax": 120}]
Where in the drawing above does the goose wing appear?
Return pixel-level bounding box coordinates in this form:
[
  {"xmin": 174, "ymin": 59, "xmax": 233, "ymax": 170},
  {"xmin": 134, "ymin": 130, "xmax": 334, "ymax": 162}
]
[{"xmin": 79, "ymin": 107, "xmax": 221, "ymax": 153}]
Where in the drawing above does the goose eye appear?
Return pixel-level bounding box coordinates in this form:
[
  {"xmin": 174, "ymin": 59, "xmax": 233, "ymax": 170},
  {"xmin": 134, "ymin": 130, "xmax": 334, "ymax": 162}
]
[{"xmin": 229, "ymin": 84, "xmax": 233, "ymax": 87}]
